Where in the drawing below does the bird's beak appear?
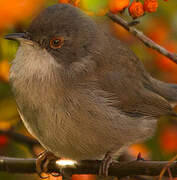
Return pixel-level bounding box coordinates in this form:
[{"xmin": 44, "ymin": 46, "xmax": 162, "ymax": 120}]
[
  {"xmin": 4, "ymin": 33, "xmax": 34, "ymax": 46},
  {"xmin": 4, "ymin": 33, "xmax": 26, "ymax": 41}
]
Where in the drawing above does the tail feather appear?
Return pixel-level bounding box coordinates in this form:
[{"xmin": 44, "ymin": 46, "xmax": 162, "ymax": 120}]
[{"xmin": 150, "ymin": 78, "xmax": 177, "ymax": 107}]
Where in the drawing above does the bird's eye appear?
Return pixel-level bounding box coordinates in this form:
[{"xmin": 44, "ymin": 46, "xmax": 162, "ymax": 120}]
[{"xmin": 50, "ymin": 37, "xmax": 64, "ymax": 49}]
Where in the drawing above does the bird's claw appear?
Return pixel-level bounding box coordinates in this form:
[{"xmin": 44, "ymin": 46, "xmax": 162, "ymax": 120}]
[
  {"xmin": 99, "ymin": 151, "xmax": 113, "ymax": 176},
  {"xmin": 51, "ymin": 172, "xmax": 61, "ymax": 177},
  {"xmin": 36, "ymin": 150, "xmax": 60, "ymax": 178}
]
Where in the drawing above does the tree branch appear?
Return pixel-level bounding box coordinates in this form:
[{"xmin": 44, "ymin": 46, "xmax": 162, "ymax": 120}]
[
  {"xmin": 107, "ymin": 12, "xmax": 177, "ymax": 64},
  {"xmin": 1, "ymin": 157, "xmax": 177, "ymax": 178},
  {"xmin": 0, "ymin": 130, "xmax": 39, "ymax": 147}
]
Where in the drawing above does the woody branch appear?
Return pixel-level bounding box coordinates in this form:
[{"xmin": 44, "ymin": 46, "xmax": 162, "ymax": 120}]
[
  {"xmin": 0, "ymin": 157, "xmax": 177, "ymax": 178},
  {"xmin": 107, "ymin": 12, "xmax": 177, "ymax": 64}
]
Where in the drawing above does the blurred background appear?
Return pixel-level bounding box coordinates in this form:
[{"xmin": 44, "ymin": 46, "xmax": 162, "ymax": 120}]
[{"xmin": 0, "ymin": 0, "xmax": 177, "ymax": 179}]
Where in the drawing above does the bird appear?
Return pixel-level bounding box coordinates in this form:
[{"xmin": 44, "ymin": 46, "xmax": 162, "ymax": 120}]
[{"xmin": 5, "ymin": 3, "xmax": 177, "ymax": 177}]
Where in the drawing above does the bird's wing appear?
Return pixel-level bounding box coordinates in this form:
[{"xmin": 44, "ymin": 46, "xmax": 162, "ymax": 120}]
[
  {"xmin": 98, "ymin": 70, "xmax": 173, "ymax": 118},
  {"xmin": 84, "ymin": 25, "xmax": 176, "ymax": 118}
]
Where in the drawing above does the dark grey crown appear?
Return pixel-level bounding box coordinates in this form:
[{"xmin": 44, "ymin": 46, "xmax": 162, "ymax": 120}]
[{"xmin": 27, "ymin": 4, "xmax": 101, "ymax": 65}]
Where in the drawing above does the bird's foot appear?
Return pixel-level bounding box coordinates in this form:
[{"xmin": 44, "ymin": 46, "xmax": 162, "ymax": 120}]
[
  {"xmin": 136, "ymin": 152, "xmax": 145, "ymax": 161},
  {"xmin": 99, "ymin": 151, "xmax": 113, "ymax": 176},
  {"xmin": 36, "ymin": 150, "xmax": 60, "ymax": 179}
]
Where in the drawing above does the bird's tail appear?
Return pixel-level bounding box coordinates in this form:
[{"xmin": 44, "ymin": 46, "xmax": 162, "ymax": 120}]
[{"xmin": 150, "ymin": 77, "xmax": 177, "ymax": 107}]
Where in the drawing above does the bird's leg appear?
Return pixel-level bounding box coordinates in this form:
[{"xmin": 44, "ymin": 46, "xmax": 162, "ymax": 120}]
[
  {"xmin": 99, "ymin": 151, "xmax": 113, "ymax": 176},
  {"xmin": 36, "ymin": 150, "xmax": 60, "ymax": 178},
  {"xmin": 136, "ymin": 152, "xmax": 145, "ymax": 161}
]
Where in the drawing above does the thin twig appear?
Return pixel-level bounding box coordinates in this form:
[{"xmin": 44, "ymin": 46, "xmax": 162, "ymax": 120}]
[
  {"xmin": 159, "ymin": 154, "xmax": 177, "ymax": 180},
  {"xmin": 167, "ymin": 167, "xmax": 173, "ymax": 180},
  {"xmin": 107, "ymin": 12, "xmax": 177, "ymax": 64},
  {"xmin": 1, "ymin": 157, "xmax": 177, "ymax": 178}
]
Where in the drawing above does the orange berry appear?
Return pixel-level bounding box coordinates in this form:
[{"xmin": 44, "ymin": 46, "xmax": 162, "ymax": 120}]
[
  {"xmin": 109, "ymin": 0, "xmax": 130, "ymax": 14},
  {"xmin": 129, "ymin": 1, "xmax": 144, "ymax": 19},
  {"xmin": 143, "ymin": 0, "xmax": 158, "ymax": 13}
]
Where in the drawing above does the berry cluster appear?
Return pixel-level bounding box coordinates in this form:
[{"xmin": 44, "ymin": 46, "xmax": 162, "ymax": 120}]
[
  {"xmin": 58, "ymin": 0, "xmax": 167, "ymax": 19},
  {"xmin": 110, "ymin": 0, "xmax": 159, "ymax": 19}
]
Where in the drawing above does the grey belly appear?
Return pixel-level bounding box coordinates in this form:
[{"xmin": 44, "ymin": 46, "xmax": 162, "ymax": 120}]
[
  {"xmin": 18, "ymin": 103, "xmax": 157, "ymax": 160},
  {"xmin": 18, "ymin": 106, "xmax": 119, "ymax": 160}
]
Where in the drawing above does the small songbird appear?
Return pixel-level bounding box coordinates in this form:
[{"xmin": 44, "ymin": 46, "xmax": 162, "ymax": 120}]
[{"xmin": 5, "ymin": 3, "xmax": 177, "ymax": 176}]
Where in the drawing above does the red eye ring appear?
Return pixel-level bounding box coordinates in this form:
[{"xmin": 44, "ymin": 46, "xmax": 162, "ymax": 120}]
[{"xmin": 50, "ymin": 37, "xmax": 64, "ymax": 49}]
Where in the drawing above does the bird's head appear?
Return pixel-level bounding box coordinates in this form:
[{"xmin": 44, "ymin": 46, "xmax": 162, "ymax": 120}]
[{"xmin": 5, "ymin": 4, "xmax": 104, "ymax": 67}]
